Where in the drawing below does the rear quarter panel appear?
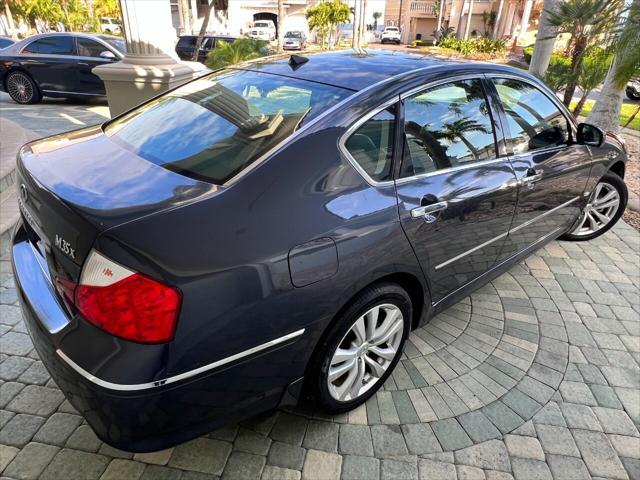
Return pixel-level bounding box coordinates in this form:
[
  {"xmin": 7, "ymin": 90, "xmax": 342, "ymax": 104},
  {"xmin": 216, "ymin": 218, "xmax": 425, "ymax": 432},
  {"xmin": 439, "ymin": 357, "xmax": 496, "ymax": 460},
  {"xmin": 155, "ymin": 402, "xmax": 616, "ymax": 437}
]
[{"xmin": 97, "ymin": 124, "xmax": 424, "ymax": 383}]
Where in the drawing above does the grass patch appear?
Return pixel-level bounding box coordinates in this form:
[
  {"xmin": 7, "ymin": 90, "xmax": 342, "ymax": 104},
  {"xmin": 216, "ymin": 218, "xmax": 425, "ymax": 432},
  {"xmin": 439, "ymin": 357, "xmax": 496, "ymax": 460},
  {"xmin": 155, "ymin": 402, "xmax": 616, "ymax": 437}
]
[{"xmin": 571, "ymin": 99, "xmax": 640, "ymax": 131}]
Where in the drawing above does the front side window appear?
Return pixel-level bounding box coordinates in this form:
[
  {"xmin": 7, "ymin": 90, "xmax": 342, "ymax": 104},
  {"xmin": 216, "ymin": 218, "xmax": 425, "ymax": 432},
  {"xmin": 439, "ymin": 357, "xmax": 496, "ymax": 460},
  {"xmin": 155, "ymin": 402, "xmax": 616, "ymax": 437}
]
[
  {"xmin": 344, "ymin": 107, "xmax": 396, "ymax": 183},
  {"xmin": 492, "ymin": 78, "xmax": 569, "ymax": 154},
  {"xmin": 401, "ymin": 79, "xmax": 496, "ymax": 177},
  {"xmin": 105, "ymin": 70, "xmax": 351, "ymax": 185},
  {"xmin": 23, "ymin": 36, "xmax": 75, "ymax": 55},
  {"xmin": 77, "ymin": 38, "xmax": 107, "ymax": 57}
]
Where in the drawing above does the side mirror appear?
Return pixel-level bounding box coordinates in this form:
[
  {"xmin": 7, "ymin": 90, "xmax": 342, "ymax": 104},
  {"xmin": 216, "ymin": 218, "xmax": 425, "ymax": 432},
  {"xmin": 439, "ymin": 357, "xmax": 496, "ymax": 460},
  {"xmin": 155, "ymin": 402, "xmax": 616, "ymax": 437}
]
[
  {"xmin": 577, "ymin": 122, "xmax": 605, "ymax": 147},
  {"xmin": 99, "ymin": 50, "xmax": 117, "ymax": 60}
]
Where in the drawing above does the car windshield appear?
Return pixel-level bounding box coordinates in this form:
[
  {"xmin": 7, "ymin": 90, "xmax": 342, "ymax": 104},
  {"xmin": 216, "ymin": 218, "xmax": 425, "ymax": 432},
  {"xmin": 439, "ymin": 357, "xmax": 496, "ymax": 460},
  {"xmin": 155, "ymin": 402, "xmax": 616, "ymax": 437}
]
[
  {"xmin": 104, "ymin": 69, "xmax": 351, "ymax": 185},
  {"xmin": 254, "ymin": 22, "xmax": 270, "ymax": 27},
  {"xmin": 385, "ymin": 28, "xmax": 399, "ymax": 32},
  {"xmin": 98, "ymin": 35, "xmax": 125, "ymax": 53},
  {"xmin": 286, "ymin": 32, "xmax": 302, "ymax": 38}
]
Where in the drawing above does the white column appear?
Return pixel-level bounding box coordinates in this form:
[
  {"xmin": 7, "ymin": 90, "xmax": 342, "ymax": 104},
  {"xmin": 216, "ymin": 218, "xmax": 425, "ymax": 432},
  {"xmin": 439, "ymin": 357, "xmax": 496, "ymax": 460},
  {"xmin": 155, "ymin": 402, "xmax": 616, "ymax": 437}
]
[
  {"xmin": 93, "ymin": 0, "xmax": 205, "ymax": 117},
  {"xmin": 515, "ymin": 0, "xmax": 533, "ymax": 45}
]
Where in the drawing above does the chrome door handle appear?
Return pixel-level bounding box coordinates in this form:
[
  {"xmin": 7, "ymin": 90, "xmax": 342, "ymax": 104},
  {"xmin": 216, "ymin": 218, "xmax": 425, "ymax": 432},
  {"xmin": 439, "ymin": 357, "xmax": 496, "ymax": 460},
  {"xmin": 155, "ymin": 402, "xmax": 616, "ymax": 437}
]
[
  {"xmin": 411, "ymin": 201, "xmax": 448, "ymax": 220},
  {"xmin": 78, "ymin": 62, "xmax": 90, "ymax": 67},
  {"xmin": 525, "ymin": 174, "xmax": 543, "ymax": 182}
]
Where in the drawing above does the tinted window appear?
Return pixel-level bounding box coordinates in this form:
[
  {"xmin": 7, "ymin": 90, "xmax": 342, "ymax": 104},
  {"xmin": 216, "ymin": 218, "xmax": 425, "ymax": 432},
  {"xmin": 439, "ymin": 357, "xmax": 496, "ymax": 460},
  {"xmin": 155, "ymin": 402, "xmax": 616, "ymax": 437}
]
[
  {"xmin": 105, "ymin": 70, "xmax": 350, "ymax": 185},
  {"xmin": 286, "ymin": 32, "xmax": 303, "ymax": 38},
  {"xmin": 401, "ymin": 79, "xmax": 496, "ymax": 177},
  {"xmin": 0, "ymin": 38, "xmax": 14, "ymax": 49},
  {"xmin": 177, "ymin": 36, "xmax": 197, "ymax": 48},
  {"xmin": 23, "ymin": 36, "xmax": 75, "ymax": 55},
  {"xmin": 77, "ymin": 38, "xmax": 107, "ymax": 57},
  {"xmin": 97, "ymin": 35, "xmax": 125, "ymax": 53},
  {"xmin": 493, "ymin": 78, "xmax": 569, "ymax": 154},
  {"xmin": 344, "ymin": 108, "xmax": 396, "ymax": 182}
]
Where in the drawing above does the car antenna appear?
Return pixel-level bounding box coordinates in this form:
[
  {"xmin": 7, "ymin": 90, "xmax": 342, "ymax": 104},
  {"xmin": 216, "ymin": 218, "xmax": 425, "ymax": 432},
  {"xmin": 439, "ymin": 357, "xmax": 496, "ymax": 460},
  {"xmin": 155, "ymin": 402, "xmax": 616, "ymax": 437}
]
[{"xmin": 288, "ymin": 54, "xmax": 309, "ymax": 70}]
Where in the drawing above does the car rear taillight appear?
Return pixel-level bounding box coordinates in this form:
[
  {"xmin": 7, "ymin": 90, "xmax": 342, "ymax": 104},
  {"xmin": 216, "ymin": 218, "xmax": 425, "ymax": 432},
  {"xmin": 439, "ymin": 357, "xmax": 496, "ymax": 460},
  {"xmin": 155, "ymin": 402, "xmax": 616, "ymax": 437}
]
[{"xmin": 58, "ymin": 251, "xmax": 181, "ymax": 343}]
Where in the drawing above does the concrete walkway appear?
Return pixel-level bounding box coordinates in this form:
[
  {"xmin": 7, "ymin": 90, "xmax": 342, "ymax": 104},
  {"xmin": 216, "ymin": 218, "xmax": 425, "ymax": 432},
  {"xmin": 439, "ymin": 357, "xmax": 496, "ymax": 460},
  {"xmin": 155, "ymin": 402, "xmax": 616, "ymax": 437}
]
[
  {"xmin": 0, "ymin": 222, "xmax": 638, "ymax": 480},
  {"xmin": 0, "ymin": 93, "xmax": 109, "ymax": 253}
]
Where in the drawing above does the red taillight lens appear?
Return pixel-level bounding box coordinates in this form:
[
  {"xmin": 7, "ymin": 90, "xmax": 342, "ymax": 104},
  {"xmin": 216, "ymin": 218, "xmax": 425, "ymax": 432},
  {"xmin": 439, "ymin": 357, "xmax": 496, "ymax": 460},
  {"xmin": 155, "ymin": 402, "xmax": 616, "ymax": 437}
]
[{"xmin": 63, "ymin": 251, "xmax": 181, "ymax": 343}]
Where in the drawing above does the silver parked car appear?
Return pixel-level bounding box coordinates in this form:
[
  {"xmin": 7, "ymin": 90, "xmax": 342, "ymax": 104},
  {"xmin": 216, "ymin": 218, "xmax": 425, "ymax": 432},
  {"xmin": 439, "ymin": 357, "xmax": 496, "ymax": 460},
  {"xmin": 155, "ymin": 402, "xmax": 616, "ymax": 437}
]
[{"xmin": 283, "ymin": 31, "xmax": 307, "ymax": 50}]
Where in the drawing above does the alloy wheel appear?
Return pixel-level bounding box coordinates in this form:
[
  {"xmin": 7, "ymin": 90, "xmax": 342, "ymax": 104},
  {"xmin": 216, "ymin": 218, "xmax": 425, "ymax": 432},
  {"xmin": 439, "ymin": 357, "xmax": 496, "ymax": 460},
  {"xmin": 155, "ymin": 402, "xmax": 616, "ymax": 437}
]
[
  {"xmin": 571, "ymin": 181, "xmax": 621, "ymax": 236},
  {"xmin": 7, "ymin": 73, "xmax": 34, "ymax": 104},
  {"xmin": 327, "ymin": 303, "xmax": 404, "ymax": 402}
]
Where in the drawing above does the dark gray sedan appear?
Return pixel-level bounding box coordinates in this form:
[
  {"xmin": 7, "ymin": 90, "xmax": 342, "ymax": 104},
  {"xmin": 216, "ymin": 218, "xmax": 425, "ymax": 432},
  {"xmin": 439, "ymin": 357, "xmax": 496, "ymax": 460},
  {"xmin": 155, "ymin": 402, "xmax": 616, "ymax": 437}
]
[
  {"xmin": 0, "ymin": 32, "xmax": 125, "ymax": 103},
  {"xmin": 12, "ymin": 50, "xmax": 628, "ymax": 452}
]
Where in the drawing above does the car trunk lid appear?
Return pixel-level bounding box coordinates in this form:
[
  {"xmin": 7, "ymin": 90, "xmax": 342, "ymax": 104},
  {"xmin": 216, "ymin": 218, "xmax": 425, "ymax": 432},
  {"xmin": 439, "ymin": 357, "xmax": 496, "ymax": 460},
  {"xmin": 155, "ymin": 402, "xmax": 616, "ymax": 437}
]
[{"xmin": 16, "ymin": 125, "xmax": 217, "ymax": 287}]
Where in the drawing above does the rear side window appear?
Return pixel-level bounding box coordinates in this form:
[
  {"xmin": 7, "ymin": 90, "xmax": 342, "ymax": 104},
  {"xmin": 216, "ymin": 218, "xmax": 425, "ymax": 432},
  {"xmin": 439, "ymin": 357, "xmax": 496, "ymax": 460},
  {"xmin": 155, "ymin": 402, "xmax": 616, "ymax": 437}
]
[
  {"xmin": 492, "ymin": 78, "xmax": 569, "ymax": 154},
  {"xmin": 401, "ymin": 79, "xmax": 497, "ymax": 177},
  {"xmin": 344, "ymin": 108, "xmax": 396, "ymax": 183},
  {"xmin": 105, "ymin": 70, "xmax": 351, "ymax": 184},
  {"xmin": 23, "ymin": 36, "xmax": 75, "ymax": 55}
]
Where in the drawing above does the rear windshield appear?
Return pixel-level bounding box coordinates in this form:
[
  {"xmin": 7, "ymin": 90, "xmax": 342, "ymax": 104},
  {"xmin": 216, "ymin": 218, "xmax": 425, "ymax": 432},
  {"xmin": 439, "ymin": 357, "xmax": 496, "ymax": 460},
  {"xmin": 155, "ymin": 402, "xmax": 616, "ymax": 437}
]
[
  {"xmin": 254, "ymin": 22, "xmax": 271, "ymax": 27},
  {"xmin": 104, "ymin": 69, "xmax": 351, "ymax": 184}
]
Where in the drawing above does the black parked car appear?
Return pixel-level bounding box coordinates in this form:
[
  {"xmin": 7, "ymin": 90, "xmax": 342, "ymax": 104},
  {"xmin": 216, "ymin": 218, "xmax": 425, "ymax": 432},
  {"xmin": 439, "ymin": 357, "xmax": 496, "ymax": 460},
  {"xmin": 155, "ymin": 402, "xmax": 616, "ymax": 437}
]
[
  {"xmin": 175, "ymin": 34, "xmax": 237, "ymax": 63},
  {"xmin": 12, "ymin": 50, "xmax": 628, "ymax": 452},
  {"xmin": 0, "ymin": 32, "xmax": 125, "ymax": 104}
]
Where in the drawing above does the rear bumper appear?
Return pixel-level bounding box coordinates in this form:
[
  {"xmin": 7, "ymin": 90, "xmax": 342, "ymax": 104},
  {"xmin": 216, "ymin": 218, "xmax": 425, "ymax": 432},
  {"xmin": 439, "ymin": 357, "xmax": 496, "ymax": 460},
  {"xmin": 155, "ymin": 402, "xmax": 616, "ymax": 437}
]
[{"xmin": 11, "ymin": 222, "xmax": 306, "ymax": 452}]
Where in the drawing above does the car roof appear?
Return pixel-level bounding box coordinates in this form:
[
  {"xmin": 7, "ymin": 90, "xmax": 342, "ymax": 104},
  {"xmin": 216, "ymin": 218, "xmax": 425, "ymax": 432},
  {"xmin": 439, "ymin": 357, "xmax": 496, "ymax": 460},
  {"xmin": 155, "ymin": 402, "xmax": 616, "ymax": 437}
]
[
  {"xmin": 242, "ymin": 49, "xmax": 528, "ymax": 92},
  {"xmin": 5, "ymin": 32, "xmax": 122, "ymax": 51}
]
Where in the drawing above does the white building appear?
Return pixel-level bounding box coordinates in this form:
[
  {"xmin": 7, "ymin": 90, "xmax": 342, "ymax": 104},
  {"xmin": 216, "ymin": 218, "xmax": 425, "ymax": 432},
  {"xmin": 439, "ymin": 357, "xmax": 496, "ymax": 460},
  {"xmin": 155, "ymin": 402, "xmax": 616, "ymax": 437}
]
[{"xmin": 171, "ymin": 0, "xmax": 385, "ymax": 38}]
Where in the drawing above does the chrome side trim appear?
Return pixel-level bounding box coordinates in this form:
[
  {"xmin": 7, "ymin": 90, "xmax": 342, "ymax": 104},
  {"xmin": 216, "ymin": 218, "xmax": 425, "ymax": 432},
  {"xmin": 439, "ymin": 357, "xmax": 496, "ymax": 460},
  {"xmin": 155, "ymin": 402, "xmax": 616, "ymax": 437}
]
[
  {"xmin": 435, "ymin": 231, "xmax": 509, "ymax": 270},
  {"xmin": 41, "ymin": 89, "xmax": 103, "ymax": 96},
  {"xmin": 510, "ymin": 196, "xmax": 580, "ymax": 233},
  {"xmin": 56, "ymin": 328, "xmax": 305, "ymax": 392},
  {"xmin": 394, "ymin": 157, "xmax": 508, "ymax": 186},
  {"xmin": 434, "ymin": 196, "xmax": 580, "ymax": 271},
  {"xmin": 433, "ymin": 225, "xmax": 564, "ymax": 309}
]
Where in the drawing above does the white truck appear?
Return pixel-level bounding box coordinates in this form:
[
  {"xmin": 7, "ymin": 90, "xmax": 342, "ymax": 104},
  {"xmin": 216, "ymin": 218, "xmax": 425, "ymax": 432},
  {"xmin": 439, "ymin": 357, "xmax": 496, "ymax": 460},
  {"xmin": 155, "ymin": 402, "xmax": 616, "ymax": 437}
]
[{"xmin": 248, "ymin": 20, "xmax": 276, "ymax": 41}]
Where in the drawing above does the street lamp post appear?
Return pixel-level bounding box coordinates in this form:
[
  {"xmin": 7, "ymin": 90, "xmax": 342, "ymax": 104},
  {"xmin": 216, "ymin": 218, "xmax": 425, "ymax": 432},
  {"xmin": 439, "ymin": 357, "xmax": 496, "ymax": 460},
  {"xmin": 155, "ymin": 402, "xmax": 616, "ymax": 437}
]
[{"xmin": 93, "ymin": 0, "xmax": 205, "ymax": 117}]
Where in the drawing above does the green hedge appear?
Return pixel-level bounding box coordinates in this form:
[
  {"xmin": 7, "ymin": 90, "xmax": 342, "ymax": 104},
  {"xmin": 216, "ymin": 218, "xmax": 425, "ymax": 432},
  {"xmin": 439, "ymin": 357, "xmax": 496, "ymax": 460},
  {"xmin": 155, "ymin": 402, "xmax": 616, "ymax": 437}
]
[{"xmin": 438, "ymin": 36, "xmax": 507, "ymax": 55}]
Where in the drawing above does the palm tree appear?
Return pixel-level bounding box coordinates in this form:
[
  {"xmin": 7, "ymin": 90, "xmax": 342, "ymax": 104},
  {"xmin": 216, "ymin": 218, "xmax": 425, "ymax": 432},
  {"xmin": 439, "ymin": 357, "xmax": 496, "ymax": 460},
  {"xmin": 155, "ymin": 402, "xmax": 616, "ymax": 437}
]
[
  {"xmin": 588, "ymin": 0, "xmax": 640, "ymax": 131},
  {"xmin": 372, "ymin": 11, "xmax": 381, "ymax": 30},
  {"xmin": 528, "ymin": 0, "xmax": 561, "ymax": 78},
  {"xmin": 434, "ymin": 118, "xmax": 489, "ymax": 161},
  {"xmin": 573, "ymin": 48, "xmax": 612, "ymax": 116},
  {"xmin": 545, "ymin": 0, "xmax": 623, "ymax": 107}
]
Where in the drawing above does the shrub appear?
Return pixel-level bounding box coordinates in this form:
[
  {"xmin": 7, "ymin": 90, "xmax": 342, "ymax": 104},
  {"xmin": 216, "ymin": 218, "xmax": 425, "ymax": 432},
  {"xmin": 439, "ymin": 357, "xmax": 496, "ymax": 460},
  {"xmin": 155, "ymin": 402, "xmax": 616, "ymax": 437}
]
[
  {"xmin": 437, "ymin": 36, "xmax": 506, "ymax": 56},
  {"xmin": 543, "ymin": 54, "xmax": 572, "ymax": 92},
  {"xmin": 206, "ymin": 38, "xmax": 271, "ymax": 70},
  {"xmin": 411, "ymin": 39, "xmax": 433, "ymax": 47},
  {"xmin": 523, "ymin": 44, "xmax": 534, "ymax": 63}
]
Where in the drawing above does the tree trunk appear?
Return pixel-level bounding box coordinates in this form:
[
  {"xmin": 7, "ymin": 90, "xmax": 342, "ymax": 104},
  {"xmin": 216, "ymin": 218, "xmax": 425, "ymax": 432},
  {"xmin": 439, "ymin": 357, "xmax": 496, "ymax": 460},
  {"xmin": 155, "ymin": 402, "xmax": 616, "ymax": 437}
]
[
  {"xmin": 562, "ymin": 40, "xmax": 586, "ymax": 107},
  {"xmin": 277, "ymin": 0, "xmax": 285, "ymax": 52},
  {"xmin": 623, "ymin": 105, "xmax": 639, "ymax": 128},
  {"xmin": 464, "ymin": 0, "xmax": 474, "ymax": 39},
  {"xmin": 4, "ymin": 1, "xmax": 16, "ymax": 39},
  {"xmin": 436, "ymin": 0, "xmax": 445, "ymax": 33},
  {"xmin": 456, "ymin": 0, "xmax": 467, "ymax": 38},
  {"xmin": 528, "ymin": 0, "xmax": 560, "ymax": 78},
  {"xmin": 572, "ymin": 91, "xmax": 590, "ymax": 117},
  {"xmin": 353, "ymin": 0, "xmax": 362, "ymax": 48},
  {"xmin": 192, "ymin": 0, "xmax": 214, "ymax": 61},
  {"xmin": 361, "ymin": 0, "xmax": 368, "ymax": 46},
  {"xmin": 586, "ymin": 55, "xmax": 624, "ymax": 132}
]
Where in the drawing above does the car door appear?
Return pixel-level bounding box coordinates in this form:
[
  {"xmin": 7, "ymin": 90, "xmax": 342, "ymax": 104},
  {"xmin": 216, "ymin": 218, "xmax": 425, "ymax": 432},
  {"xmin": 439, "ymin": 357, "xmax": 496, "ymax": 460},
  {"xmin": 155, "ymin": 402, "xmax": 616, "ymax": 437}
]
[
  {"xmin": 486, "ymin": 76, "xmax": 592, "ymax": 255},
  {"xmin": 19, "ymin": 35, "xmax": 78, "ymax": 94},
  {"xmin": 75, "ymin": 36, "xmax": 117, "ymax": 95},
  {"xmin": 394, "ymin": 78, "xmax": 519, "ymax": 304}
]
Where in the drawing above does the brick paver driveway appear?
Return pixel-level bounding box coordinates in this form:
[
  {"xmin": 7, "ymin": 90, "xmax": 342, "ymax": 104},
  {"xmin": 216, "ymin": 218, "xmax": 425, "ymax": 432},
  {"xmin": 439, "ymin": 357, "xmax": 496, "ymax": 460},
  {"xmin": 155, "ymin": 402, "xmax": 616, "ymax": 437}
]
[{"xmin": 0, "ymin": 94, "xmax": 639, "ymax": 479}]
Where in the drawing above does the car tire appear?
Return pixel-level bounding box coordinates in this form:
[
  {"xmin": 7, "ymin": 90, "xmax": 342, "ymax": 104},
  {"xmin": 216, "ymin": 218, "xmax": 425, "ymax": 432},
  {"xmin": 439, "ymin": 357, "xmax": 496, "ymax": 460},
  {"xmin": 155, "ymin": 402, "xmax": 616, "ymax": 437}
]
[
  {"xmin": 309, "ymin": 282, "xmax": 412, "ymax": 413},
  {"xmin": 561, "ymin": 172, "xmax": 628, "ymax": 242},
  {"xmin": 626, "ymin": 88, "xmax": 640, "ymax": 101},
  {"xmin": 6, "ymin": 71, "xmax": 42, "ymax": 104}
]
